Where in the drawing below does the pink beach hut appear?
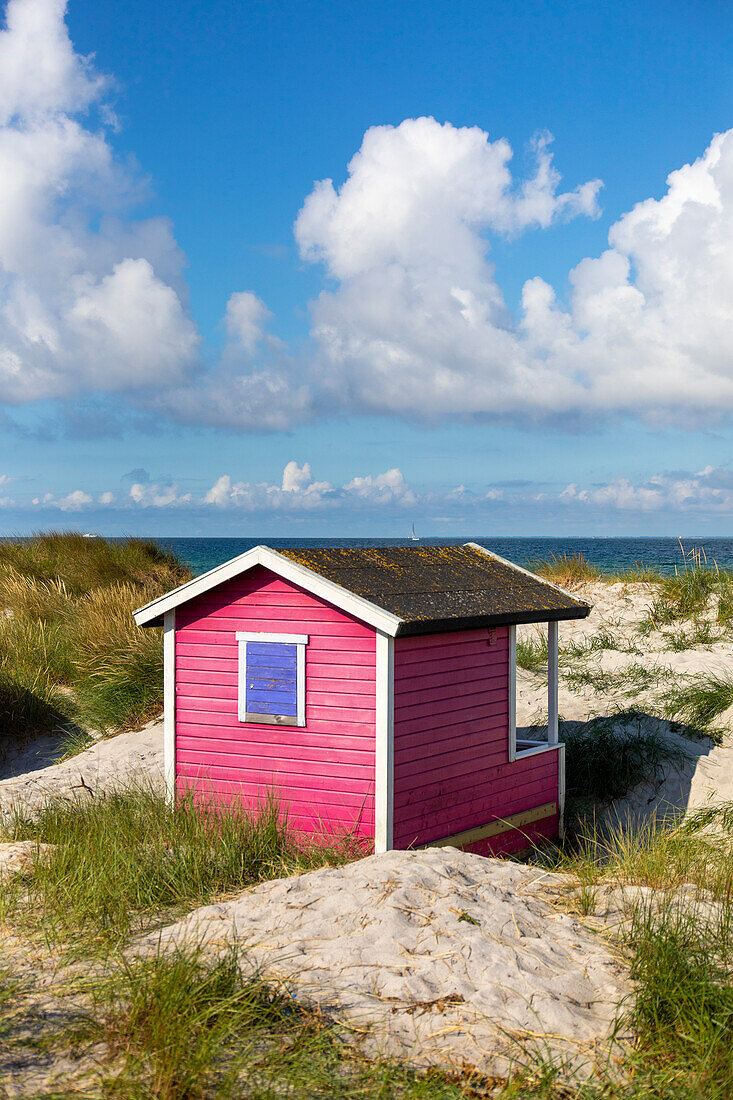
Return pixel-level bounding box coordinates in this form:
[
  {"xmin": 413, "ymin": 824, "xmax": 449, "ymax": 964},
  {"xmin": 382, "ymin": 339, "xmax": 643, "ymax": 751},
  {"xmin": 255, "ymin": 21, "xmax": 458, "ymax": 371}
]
[{"xmin": 133, "ymin": 544, "xmax": 590, "ymax": 855}]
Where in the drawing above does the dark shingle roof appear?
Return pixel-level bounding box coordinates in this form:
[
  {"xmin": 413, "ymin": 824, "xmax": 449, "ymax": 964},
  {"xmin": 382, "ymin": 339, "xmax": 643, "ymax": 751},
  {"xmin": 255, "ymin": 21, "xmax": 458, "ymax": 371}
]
[{"xmin": 279, "ymin": 543, "xmax": 590, "ymax": 636}]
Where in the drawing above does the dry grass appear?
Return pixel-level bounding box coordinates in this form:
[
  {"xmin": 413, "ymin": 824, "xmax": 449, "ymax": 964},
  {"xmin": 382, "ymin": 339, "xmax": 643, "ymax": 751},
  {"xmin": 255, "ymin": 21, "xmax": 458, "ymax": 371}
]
[
  {"xmin": 0, "ymin": 532, "xmax": 191, "ymax": 738},
  {"xmin": 529, "ymin": 553, "xmax": 602, "ymax": 587}
]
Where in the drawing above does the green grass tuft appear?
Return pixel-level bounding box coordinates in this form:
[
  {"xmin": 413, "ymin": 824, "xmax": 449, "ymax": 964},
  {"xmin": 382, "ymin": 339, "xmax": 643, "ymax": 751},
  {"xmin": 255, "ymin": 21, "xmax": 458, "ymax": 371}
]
[
  {"xmin": 626, "ymin": 906, "xmax": 733, "ymax": 1098},
  {"xmin": 662, "ymin": 670, "xmax": 733, "ymax": 740},
  {"xmin": 529, "ymin": 552, "xmax": 602, "ymax": 587},
  {"xmin": 516, "ymin": 633, "xmax": 549, "ymax": 672},
  {"xmin": 3, "ymin": 785, "xmax": 359, "ymax": 951},
  {"xmin": 75, "ymin": 946, "xmax": 481, "ymax": 1100},
  {"xmin": 663, "ymin": 619, "xmax": 721, "ymax": 651},
  {"xmin": 562, "ymin": 713, "xmax": 688, "ymax": 805}
]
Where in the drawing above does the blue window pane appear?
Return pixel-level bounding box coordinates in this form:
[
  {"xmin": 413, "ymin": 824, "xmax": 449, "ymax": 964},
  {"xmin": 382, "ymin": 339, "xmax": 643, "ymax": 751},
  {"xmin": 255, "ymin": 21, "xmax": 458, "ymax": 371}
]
[{"xmin": 246, "ymin": 642, "xmax": 297, "ymax": 716}]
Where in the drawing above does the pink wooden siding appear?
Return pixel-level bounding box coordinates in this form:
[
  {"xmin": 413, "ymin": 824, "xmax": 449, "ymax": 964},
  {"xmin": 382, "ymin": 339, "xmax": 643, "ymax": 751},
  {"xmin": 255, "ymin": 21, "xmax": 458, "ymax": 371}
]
[
  {"xmin": 392, "ymin": 626, "xmax": 559, "ymax": 854},
  {"xmin": 175, "ymin": 565, "xmax": 376, "ymax": 838}
]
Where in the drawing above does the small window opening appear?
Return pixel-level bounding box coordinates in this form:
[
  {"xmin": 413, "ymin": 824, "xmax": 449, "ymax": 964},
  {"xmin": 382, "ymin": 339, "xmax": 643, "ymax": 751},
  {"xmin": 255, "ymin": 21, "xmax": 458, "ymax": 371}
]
[{"xmin": 509, "ymin": 622, "xmax": 559, "ymax": 760}]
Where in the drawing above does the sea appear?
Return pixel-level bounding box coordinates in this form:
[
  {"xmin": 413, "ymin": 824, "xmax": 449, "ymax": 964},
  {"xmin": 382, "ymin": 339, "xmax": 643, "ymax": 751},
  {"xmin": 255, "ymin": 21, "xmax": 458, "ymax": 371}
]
[{"xmin": 155, "ymin": 536, "xmax": 733, "ymax": 578}]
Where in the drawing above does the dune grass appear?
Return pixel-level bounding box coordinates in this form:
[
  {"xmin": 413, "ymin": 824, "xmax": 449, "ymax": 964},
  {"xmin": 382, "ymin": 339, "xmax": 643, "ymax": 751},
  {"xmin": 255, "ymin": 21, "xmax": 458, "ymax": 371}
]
[
  {"xmin": 662, "ymin": 619, "xmax": 721, "ymax": 651},
  {"xmin": 2, "ymin": 785, "xmax": 360, "ymax": 952},
  {"xmin": 662, "ymin": 670, "xmax": 733, "ymax": 741},
  {"xmin": 0, "ymin": 531, "xmax": 189, "ymax": 594},
  {"xmin": 529, "ymin": 552, "xmax": 603, "ymax": 587},
  {"xmin": 74, "ymin": 946, "xmax": 476, "ymax": 1100},
  {"xmin": 638, "ymin": 543, "xmax": 733, "ymax": 632},
  {"xmin": 562, "ymin": 661, "xmax": 664, "ymax": 697},
  {"xmin": 530, "ymin": 552, "xmax": 663, "ymax": 588},
  {"xmin": 516, "ymin": 632, "xmax": 549, "ymax": 672},
  {"xmin": 0, "ymin": 669, "xmax": 73, "ymax": 746},
  {"xmin": 561, "ymin": 714, "xmax": 687, "ymax": 807},
  {"xmin": 0, "ymin": 532, "xmax": 190, "ymax": 738},
  {"xmin": 544, "ymin": 805, "xmax": 733, "ymax": 1099}
]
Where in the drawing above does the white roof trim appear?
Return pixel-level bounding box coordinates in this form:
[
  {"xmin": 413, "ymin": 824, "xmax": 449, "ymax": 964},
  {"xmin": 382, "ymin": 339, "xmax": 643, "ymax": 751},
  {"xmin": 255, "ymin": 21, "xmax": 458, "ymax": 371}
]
[
  {"xmin": 133, "ymin": 545, "xmax": 404, "ymax": 636},
  {"xmin": 464, "ymin": 542, "xmax": 590, "ymax": 610}
]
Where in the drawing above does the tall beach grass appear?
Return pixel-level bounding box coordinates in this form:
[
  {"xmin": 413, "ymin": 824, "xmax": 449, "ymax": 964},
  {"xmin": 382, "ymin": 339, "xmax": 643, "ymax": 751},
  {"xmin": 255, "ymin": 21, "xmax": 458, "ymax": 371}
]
[{"xmin": 0, "ymin": 532, "xmax": 191, "ymax": 740}]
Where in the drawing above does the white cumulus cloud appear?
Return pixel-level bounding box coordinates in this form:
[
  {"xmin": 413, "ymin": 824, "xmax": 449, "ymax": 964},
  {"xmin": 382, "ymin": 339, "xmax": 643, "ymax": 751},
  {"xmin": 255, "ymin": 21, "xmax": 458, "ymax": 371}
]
[
  {"xmin": 5, "ymin": 1, "xmax": 733, "ymax": 436},
  {"xmin": 0, "ymin": 0, "xmax": 200, "ymax": 404},
  {"xmin": 296, "ymin": 120, "xmax": 733, "ymax": 426},
  {"xmin": 31, "ymin": 487, "xmax": 92, "ymax": 510}
]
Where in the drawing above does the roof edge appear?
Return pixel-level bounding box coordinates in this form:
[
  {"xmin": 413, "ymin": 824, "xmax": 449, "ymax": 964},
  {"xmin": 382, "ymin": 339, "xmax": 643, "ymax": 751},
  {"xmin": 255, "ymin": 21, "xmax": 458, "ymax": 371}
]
[
  {"xmin": 463, "ymin": 542, "xmax": 592, "ymax": 613},
  {"xmin": 396, "ymin": 604, "xmax": 591, "ymax": 637},
  {"xmin": 133, "ymin": 544, "xmax": 404, "ymax": 636}
]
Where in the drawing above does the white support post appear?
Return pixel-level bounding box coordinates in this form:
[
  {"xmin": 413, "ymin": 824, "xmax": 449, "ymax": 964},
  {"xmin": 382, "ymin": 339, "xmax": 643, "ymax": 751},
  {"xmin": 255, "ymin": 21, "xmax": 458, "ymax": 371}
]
[
  {"xmin": 558, "ymin": 741, "xmax": 566, "ymax": 839},
  {"xmin": 508, "ymin": 624, "xmax": 517, "ymax": 762},
  {"xmin": 548, "ymin": 620, "xmax": 558, "ymax": 745},
  {"xmin": 163, "ymin": 609, "xmax": 176, "ymax": 805},
  {"xmin": 374, "ymin": 631, "xmax": 394, "ymax": 853}
]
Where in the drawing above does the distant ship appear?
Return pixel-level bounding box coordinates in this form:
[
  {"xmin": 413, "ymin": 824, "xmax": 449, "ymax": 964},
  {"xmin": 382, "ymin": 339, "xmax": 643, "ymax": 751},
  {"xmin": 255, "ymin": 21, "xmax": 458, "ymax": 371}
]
[{"xmin": 409, "ymin": 522, "xmax": 419, "ymax": 541}]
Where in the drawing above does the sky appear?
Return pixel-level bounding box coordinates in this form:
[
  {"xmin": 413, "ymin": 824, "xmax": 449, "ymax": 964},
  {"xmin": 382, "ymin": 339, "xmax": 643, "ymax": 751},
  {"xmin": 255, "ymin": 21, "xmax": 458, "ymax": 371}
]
[{"xmin": 1, "ymin": 0, "xmax": 733, "ymax": 536}]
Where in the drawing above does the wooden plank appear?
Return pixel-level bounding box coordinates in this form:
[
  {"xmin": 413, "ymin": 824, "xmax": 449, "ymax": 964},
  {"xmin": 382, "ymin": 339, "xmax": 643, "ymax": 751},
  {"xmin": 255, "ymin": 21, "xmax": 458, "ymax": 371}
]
[
  {"xmin": 394, "ymin": 672, "xmax": 508, "ymax": 707},
  {"xmin": 396, "ymin": 628, "xmax": 499, "ymax": 654},
  {"xmin": 393, "ymin": 650, "xmax": 507, "ymax": 682},
  {"xmin": 394, "ymin": 765, "xmax": 559, "ymax": 818},
  {"xmin": 548, "ymin": 620, "xmax": 558, "ymax": 745},
  {"xmin": 424, "ymin": 802, "xmax": 558, "ymax": 849},
  {"xmin": 164, "ymin": 610, "xmax": 175, "ymax": 805},
  {"xmin": 176, "ymin": 721, "xmax": 376, "ymax": 747}
]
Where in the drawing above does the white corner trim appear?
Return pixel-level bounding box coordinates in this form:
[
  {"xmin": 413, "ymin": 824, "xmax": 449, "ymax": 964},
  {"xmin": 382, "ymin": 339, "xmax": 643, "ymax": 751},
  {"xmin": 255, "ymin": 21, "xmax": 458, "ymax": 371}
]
[
  {"xmin": 235, "ymin": 631, "xmax": 309, "ymax": 645},
  {"xmin": 163, "ymin": 609, "xmax": 176, "ymax": 805},
  {"xmin": 134, "ymin": 545, "xmax": 403, "ymax": 636},
  {"xmin": 508, "ymin": 623, "xmax": 517, "ymax": 762},
  {"xmin": 374, "ymin": 631, "xmax": 394, "ymax": 853},
  {"xmin": 238, "ymin": 633, "xmax": 307, "ymax": 727},
  {"xmin": 558, "ymin": 741, "xmax": 566, "ymax": 839},
  {"xmin": 464, "ymin": 541, "xmax": 590, "ymax": 611},
  {"xmin": 548, "ymin": 620, "xmax": 559, "ymax": 745}
]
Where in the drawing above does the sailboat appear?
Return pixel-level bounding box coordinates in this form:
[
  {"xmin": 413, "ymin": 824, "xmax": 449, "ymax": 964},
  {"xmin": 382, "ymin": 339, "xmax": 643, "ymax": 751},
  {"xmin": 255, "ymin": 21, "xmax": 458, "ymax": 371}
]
[{"xmin": 409, "ymin": 522, "xmax": 419, "ymax": 541}]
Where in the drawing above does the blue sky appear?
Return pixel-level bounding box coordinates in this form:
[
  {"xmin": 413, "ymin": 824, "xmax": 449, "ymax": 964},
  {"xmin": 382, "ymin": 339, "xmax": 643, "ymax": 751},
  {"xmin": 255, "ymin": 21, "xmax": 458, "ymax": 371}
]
[{"xmin": 1, "ymin": 0, "xmax": 733, "ymax": 535}]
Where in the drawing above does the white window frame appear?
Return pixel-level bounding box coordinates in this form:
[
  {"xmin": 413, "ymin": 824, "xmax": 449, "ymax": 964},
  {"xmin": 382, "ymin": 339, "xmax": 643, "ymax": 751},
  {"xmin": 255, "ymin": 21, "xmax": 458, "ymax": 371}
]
[
  {"xmin": 236, "ymin": 631, "xmax": 308, "ymax": 727},
  {"xmin": 508, "ymin": 622, "xmax": 560, "ymax": 761}
]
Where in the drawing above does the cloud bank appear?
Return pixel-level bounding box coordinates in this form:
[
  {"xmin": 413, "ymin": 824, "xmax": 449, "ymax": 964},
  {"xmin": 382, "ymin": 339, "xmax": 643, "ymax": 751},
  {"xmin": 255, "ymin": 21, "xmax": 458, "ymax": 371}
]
[
  {"xmin": 6, "ymin": 463, "xmax": 733, "ymax": 525},
  {"xmin": 2, "ymin": 0, "xmax": 733, "ymax": 433}
]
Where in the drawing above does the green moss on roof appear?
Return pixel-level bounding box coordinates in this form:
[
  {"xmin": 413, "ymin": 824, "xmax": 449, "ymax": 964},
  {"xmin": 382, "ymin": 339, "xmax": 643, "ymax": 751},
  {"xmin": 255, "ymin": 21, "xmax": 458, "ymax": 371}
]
[{"xmin": 279, "ymin": 544, "xmax": 590, "ymax": 635}]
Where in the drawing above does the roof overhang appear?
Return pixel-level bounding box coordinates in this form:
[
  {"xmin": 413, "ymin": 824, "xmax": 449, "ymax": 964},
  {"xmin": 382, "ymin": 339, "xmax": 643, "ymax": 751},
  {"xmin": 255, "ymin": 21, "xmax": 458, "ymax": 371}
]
[{"xmin": 396, "ymin": 604, "xmax": 590, "ymax": 637}]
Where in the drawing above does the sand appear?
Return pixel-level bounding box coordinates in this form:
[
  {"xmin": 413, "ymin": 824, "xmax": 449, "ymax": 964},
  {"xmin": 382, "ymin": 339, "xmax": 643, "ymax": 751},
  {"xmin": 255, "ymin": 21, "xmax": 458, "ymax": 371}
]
[
  {"xmin": 0, "ymin": 718, "xmax": 164, "ymax": 822},
  {"xmin": 137, "ymin": 847, "xmax": 630, "ymax": 1079},
  {"xmin": 517, "ymin": 580, "xmax": 733, "ymax": 823}
]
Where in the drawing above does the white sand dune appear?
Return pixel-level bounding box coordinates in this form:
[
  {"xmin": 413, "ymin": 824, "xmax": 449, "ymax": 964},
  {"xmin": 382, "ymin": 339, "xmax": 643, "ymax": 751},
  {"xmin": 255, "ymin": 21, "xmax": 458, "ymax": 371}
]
[{"xmin": 137, "ymin": 847, "xmax": 630, "ymax": 1079}]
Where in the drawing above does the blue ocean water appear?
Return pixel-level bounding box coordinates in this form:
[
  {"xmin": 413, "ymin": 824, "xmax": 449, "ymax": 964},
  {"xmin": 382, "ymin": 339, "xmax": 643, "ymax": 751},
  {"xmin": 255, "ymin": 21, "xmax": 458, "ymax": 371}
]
[{"xmin": 156, "ymin": 536, "xmax": 733, "ymax": 578}]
